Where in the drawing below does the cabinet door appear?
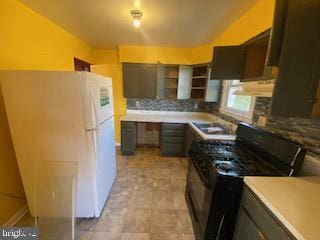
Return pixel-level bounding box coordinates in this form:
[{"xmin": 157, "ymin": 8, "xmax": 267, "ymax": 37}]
[
  {"xmin": 121, "ymin": 121, "xmax": 136, "ymax": 155},
  {"xmin": 267, "ymin": 0, "xmax": 289, "ymax": 66},
  {"xmin": 211, "ymin": 46, "xmax": 246, "ymax": 80},
  {"xmin": 156, "ymin": 62, "xmax": 165, "ymax": 99},
  {"xmin": 123, "ymin": 63, "xmax": 143, "ymax": 98},
  {"xmin": 271, "ymin": 0, "xmax": 320, "ymax": 117},
  {"xmin": 142, "ymin": 64, "xmax": 157, "ymax": 98},
  {"xmin": 233, "ymin": 208, "xmax": 265, "ymax": 240},
  {"xmin": 240, "ymin": 188, "xmax": 294, "ymax": 240},
  {"xmin": 177, "ymin": 65, "xmax": 193, "ymax": 99},
  {"xmin": 184, "ymin": 125, "xmax": 194, "ymax": 156},
  {"xmin": 205, "ymin": 68, "xmax": 221, "ymax": 102}
]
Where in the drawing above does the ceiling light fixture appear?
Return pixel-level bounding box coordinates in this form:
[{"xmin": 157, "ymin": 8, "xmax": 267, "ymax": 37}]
[{"xmin": 130, "ymin": 9, "xmax": 143, "ymax": 28}]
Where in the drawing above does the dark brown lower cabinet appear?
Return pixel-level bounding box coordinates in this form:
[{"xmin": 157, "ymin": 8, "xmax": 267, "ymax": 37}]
[
  {"xmin": 121, "ymin": 121, "xmax": 136, "ymax": 155},
  {"xmin": 184, "ymin": 124, "xmax": 203, "ymax": 156},
  {"xmin": 233, "ymin": 187, "xmax": 294, "ymax": 240},
  {"xmin": 184, "ymin": 125, "xmax": 194, "ymax": 156},
  {"xmin": 161, "ymin": 123, "xmax": 186, "ymax": 157},
  {"xmin": 233, "ymin": 208, "xmax": 265, "ymax": 240}
]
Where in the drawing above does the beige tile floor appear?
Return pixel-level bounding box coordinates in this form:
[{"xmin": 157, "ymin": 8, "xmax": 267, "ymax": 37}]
[{"xmin": 16, "ymin": 147, "xmax": 195, "ymax": 240}]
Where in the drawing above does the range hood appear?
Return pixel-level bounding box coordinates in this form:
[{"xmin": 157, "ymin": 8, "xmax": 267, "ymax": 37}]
[{"xmin": 234, "ymin": 79, "xmax": 275, "ymax": 97}]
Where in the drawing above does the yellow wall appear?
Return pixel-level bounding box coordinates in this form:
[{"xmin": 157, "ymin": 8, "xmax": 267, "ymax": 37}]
[
  {"xmin": 0, "ymin": 0, "xmax": 92, "ymax": 225},
  {"xmin": 190, "ymin": 0, "xmax": 275, "ymax": 63},
  {"xmin": 190, "ymin": 44, "xmax": 213, "ymax": 65},
  {"xmin": 0, "ymin": 0, "xmax": 92, "ymax": 70},
  {"xmin": 119, "ymin": 45, "xmax": 192, "ymax": 64},
  {"xmin": 91, "ymin": 49, "xmax": 125, "ymax": 143},
  {"xmin": 212, "ymin": 0, "xmax": 275, "ymax": 46}
]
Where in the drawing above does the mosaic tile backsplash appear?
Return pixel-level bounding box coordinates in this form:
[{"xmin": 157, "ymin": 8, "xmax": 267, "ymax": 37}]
[
  {"xmin": 252, "ymin": 97, "xmax": 320, "ymax": 159},
  {"xmin": 127, "ymin": 98, "xmax": 218, "ymax": 112},
  {"xmin": 126, "ymin": 95, "xmax": 320, "ymax": 160}
]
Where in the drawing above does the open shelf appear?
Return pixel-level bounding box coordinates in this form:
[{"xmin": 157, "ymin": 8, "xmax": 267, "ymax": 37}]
[
  {"xmin": 164, "ymin": 88, "xmax": 178, "ymax": 99},
  {"xmin": 192, "ymin": 87, "xmax": 206, "ymax": 90},
  {"xmin": 191, "ymin": 64, "xmax": 209, "ymax": 100},
  {"xmin": 192, "ymin": 78, "xmax": 206, "ymax": 88},
  {"xmin": 164, "ymin": 65, "xmax": 179, "ymax": 99},
  {"xmin": 165, "ymin": 87, "xmax": 178, "ymax": 89},
  {"xmin": 165, "ymin": 76, "xmax": 178, "ymax": 79},
  {"xmin": 192, "ymin": 65, "xmax": 208, "ymax": 77},
  {"xmin": 191, "ymin": 89, "xmax": 205, "ymax": 100},
  {"xmin": 192, "ymin": 75, "xmax": 207, "ymax": 79}
]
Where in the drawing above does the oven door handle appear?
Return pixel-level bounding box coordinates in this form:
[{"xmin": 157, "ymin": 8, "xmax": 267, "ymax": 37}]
[{"xmin": 190, "ymin": 157, "xmax": 212, "ymax": 188}]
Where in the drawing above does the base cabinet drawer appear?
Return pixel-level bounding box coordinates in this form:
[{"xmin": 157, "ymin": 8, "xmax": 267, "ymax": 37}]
[
  {"xmin": 161, "ymin": 136, "xmax": 184, "ymax": 144},
  {"xmin": 162, "ymin": 130, "xmax": 185, "ymax": 137},
  {"xmin": 162, "ymin": 123, "xmax": 185, "ymax": 131},
  {"xmin": 161, "ymin": 123, "xmax": 186, "ymax": 156},
  {"xmin": 121, "ymin": 121, "xmax": 136, "ymax": 155},
  {"xmin": 161, "ymin": 143, "xmax": 185, "ymax": 156}
]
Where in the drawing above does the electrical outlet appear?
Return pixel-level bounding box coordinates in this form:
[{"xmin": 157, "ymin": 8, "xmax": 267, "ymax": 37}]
[
  {"xmin": 194, "ymin": 103, "xmax": 199, "ymax": 109},
  {"xmin": 258, "ymin": 116, "xmax": 267, "ymax": 127},
  {"xmin": 135, "ymin": 100, "xmax": 140, "ymax": 107}
]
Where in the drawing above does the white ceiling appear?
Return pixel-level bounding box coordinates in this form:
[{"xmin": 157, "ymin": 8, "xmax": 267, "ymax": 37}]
[{"xmin": 19, "ymin": 0, "xmax": 258, "ymax": 48}]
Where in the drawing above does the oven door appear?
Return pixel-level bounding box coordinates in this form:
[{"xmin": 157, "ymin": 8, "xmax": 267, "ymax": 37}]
[{"xmin": 186, "ymin": 157, "xmax": 214, "ymax": 237}]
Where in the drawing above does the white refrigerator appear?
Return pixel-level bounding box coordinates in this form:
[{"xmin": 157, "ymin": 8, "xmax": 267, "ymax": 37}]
[{"xmin": 0, "ymin": 71, "xmax": 116, "ymax": 218}]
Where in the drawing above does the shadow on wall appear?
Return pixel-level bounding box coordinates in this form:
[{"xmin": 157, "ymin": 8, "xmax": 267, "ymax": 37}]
[{"xmin": 0, "ymin": 83, "xmax": 26, "ymax": 225}]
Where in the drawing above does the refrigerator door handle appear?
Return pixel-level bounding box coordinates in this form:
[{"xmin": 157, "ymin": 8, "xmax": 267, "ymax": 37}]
[
  {"xmin": 90, "ymin": 91, "xmax": 100, "ymax": 130},
  {"xmin": 91, "ymin": 129, "xmax": 99, "ymax": 171}
]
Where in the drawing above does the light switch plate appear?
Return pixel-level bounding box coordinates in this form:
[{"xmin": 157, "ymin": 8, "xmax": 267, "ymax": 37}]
[
  {"xmin": 194, "ymin": 103, "xmax": 199, "ymax": 109},
  {"xmin": 258, "ymin": 116, "xmax": 267, "ymax": 127},
  {"xmin": 135, "ymin": 100, "xmax": 140, "ymax": 107}
]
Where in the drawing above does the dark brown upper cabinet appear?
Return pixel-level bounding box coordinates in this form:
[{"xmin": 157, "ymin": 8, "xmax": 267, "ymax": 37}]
[
  {"xmin": 271, "ymin": 0, "xmax": 320, "ymax": 118},
  {"xmin": 123, "ymin": 63, "xmax": 157, "ymax": 98},
  {"xmin": 142, "ymin": 64, "xmax": 157, "ymax": 98},
  {"xmin": 242, "ymin": 35, "xmax": 269, "ymax": 80},
  {"xmin": 240, "ymin": 29, "xmax": 278, "ymax": 82},
  {"xmin": 210, "ymin": 46, "xmax": 246, "ymax": 80},
  {"xmin": 210, "ymin": 30, "xmax": 277, "ymax": 82},
  {"xmin": 267, "ymin": 0, "xmax": 289, "ymax": 67}
]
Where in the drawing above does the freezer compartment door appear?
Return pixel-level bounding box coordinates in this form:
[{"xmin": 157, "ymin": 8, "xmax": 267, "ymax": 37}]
[
  {"xmin": 82, "ymin": 72, "xmax": 114, "ymax": 130},
  {"xmin": 89, "ymin": 117, "xmax": 116, "ymax": 216}
]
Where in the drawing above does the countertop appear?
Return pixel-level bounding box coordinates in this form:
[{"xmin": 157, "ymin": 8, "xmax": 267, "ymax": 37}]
[
  {"xmin": 244, "ymin": 176, "xmax": 320, "ymax": 240},
  {"xmin": 120, "ymin": 110, "xmax": 236, "ymax": 140}
]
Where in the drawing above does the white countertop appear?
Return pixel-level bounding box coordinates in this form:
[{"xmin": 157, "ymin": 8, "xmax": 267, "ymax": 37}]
[
  {"xmin": 244, "ymin": 176, "xmax": 320, "ymax": 240},
  {"xmin": 120, "ymin": 110, "xmax": 236, "ymax": 140}
]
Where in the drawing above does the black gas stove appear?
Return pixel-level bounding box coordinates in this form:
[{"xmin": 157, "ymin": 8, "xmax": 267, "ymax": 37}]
[
  {"xmin": 192, "ymin": 140, "xmax": 280, "ymax": 177},
  {"xmin": 185, "ymin": 123, "xmax": 306, "ymax": 240}
]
